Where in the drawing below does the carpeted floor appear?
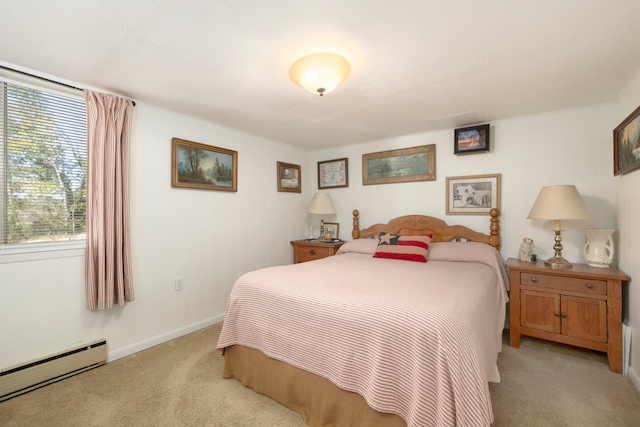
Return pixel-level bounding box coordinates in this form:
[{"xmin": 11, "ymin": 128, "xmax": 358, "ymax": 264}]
[{"xmin": 1, "ymin": 323, "xmax": 639, "ymax": 426}]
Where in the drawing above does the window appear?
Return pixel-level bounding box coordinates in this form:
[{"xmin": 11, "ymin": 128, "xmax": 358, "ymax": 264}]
[{"xmin": 0, "ymin": 78, "xmax": 87, "ymax": 251}]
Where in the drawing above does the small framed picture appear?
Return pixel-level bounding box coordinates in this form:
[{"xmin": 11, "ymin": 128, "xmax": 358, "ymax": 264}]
[
  {"xmin": 277, "ymin": 161, "xmax": 301, "ymax": 193},
  {"xmin": 324, "ymin": 222, "xmax": 339, "ymax": 239},
  {"xmin": 613, "ymin": 104, "xmax": 640, "ymax": 176},
  {"xmin": 171, "ymin": 138, "xmax": 237, "ymax": 191},
  {"xmin": 454, "ymin": 124, "xmax": 490, "ymax": 155},
  {"xmin": 446, "ymin": 174, "xmax": 501, "ymax": 215},
  {"xmin": 318, "ymin": 158, "xmax": 348, "ymax": 189}
]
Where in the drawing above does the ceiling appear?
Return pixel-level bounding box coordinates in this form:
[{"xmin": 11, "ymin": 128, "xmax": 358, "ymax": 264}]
[{"xmin": 1, "ymin": 1, "xmax": 640, "ymax": 150}]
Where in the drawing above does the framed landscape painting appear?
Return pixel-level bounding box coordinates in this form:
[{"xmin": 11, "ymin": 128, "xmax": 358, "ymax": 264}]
[
  {"xmin": 171, "ymin": 138, "xmax": 237, "ymax": 191},
  {"xmin": 362, "ymin": 145, "xmax": 436, "ymax": 185},
  {"xmin": 454, "ymin": 124, "xmax": 490, "ymax": 155},
  {"xmin": 446, "ymin": 174, "xmax": 501, "ymax": 215},
  {"xmin": 614, "ymin": 104, "xmax": 640, "ymax": 176}
]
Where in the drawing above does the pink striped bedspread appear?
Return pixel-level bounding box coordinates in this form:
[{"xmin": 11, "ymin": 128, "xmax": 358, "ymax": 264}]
[{"xmin": 217, "ymin": 241, "xmax": 509, "ymax": 427}]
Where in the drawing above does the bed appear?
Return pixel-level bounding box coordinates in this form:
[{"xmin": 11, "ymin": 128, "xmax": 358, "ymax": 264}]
[{"xmin": 217, "ymin": 209, "xmax": 508, "ymax": 427}]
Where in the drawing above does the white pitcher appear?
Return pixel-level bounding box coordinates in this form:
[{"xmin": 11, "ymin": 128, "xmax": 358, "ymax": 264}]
[{"xmin": 583, "ymin": 229, "xmax": 614, "ymax": 268}]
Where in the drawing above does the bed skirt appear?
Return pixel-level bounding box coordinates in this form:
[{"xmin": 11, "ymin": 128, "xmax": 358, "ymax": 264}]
[{"xmin": 222, "ymin": 345, "xmax": 407, "ymax": 427}]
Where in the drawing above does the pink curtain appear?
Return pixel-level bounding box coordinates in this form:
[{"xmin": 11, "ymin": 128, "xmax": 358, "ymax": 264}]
[{"xmin": 84, "ymin": 90, "xmax": 134, "ymax": 310}]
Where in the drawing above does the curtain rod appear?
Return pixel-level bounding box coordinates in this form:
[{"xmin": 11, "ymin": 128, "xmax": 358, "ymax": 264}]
[{"xmin": 0, "ymin": 65, "xmax": 136, "ymax": 106}]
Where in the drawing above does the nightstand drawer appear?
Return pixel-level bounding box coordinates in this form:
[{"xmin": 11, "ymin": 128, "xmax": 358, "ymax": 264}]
[
  {"xmin": 291, "ymin": 240, "xmax": 344, "ymax": 263},
  {"xmin": 520, "ymin": 272, "xmax": 607, "ymax": 295},
  {"xmin": 295, "ymin": 245, "xmax": 334, "ymax": 262}
]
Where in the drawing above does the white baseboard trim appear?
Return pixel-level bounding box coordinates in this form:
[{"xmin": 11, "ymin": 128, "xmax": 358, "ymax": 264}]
[
  {"xmin": 629, "ymin": 366, "xmax": 640, "ymax": 392},
  {"xmin": 106, "ymin": 314, "xmax": 224, "ymax": 363}
]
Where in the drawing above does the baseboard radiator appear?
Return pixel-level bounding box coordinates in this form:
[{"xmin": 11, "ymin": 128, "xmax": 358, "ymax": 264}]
[{"xmin": 0, "ymin": 339, "xmax": 107, "ymax": 402}]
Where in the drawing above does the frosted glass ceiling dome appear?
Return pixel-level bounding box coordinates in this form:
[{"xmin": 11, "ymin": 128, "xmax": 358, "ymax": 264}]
[{"xmin": 289, "ymin": 52, "xmax": 351, "ymax": 96}]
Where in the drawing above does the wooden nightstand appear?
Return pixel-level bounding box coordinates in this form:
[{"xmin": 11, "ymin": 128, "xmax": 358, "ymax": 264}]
[
  {"xmin": 291, "ymin": 240, "xmax": 345, "ymax": 263},
  {"xmin": 506, "ymin": 258, "xmax": 629, "ymax": 373}
]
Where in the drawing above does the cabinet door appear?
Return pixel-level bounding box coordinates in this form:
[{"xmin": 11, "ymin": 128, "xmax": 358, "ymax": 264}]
[
  {"xmin": 561, "ymin": 295, "xmax": 607, "ymax": 342},
  {"xmin": 521, "ymin": 290, "xmax": 561, "ymax": 333}
]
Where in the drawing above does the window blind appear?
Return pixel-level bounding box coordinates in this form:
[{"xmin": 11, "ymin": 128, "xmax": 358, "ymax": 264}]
[{"xmin": 0, "ymin": 79, "xmax": 87, "ymax": 247}]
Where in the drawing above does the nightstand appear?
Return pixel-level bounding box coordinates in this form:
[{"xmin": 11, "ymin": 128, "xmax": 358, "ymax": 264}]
[
  {"xmin": 291, "ymin": 239, "xmax": 345, "ymax": 263},
  {"xmin": 506, "ymin": 258, "xmax": 629, "ymax": 373}
]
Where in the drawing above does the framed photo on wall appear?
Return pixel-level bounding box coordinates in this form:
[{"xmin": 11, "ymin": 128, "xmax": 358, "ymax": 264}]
[
  {"xmin": 613, "ymin": 104, "xmax": 640, "ymax": 176},
  {"xmin": 277, "ymin": 161, "xmax": 301, "ymax": 193},
  {"xmin": 318, "ymin": 158, "xmax": 349, "ymax": 189},
  {"xmin": 171, "ymin": 138, "xmax": 237, "ymax": 191},
  {"xmin": 454, "ymin": 124, "xmax": 490, "ymax": 155},
  {"xmin": 362, "ymin": 145, "xmax": 436, "ymax": 185},
  {"xmin": 446, "ymin": 174, "xmax": 501, "ymax": 215}
]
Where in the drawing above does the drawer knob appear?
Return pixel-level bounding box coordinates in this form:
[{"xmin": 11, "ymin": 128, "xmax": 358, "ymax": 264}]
[
  {"xmin": 586, "ymin": 283, "xmax": 594, "ymax": 289},
  {"xmin": 310, "ymin": 250, "xmax": 316, "ymax": 255},
  {"xmin": 554, "ymin": 311, "xmax": 560, "ymax": 317},
  {"xmin": 531, "ymin": 277, "xmax": 538, "ymax": 283},
  {"xmin": 561, "ymin": 313, "xmax": 568, "ymax": 318}
]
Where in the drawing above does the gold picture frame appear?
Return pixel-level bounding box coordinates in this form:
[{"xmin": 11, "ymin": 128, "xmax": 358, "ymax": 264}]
[
  {"xmin": 171, "ymin": 138, "xmax": 237, "ymax": 191},
  {"xmin": 362, "ymin": 145, "xmax": 436, "ymax": 185},
  {"xmin": 277, "ymin": 161, "xmax": 301, "ymax": 193},
  {"xmin": 446, "ymin": 174, "xmax": 501, "ymax": 215}
]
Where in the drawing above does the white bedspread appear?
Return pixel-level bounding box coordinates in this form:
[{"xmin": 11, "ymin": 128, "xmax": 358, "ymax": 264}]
[{"xmin": 217, "ymin": 241, "xmax": 509, "ymax": 427}]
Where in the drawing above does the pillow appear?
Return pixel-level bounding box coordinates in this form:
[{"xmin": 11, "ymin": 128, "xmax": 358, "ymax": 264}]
[
  {"xmin": 336, "ymin": 239, "xmax": 378, "ymax": 256},
  {"xmin": 373, "ymin": 232, "xmax": 432, "ymax": 262}
]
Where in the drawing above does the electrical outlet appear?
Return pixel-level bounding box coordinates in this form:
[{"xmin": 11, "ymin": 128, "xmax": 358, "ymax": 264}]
[{"xmin": 175, "ymin": 277, "xmax": 184, "ymax": 291}]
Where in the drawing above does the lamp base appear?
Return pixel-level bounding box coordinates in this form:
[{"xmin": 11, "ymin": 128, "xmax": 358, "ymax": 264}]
[
  {"xmin": 544, "ymin": 227, "xmax": 573, "ymax": 268},
  {"xmin": 544, "ymin": 255, "xmax": 572, "ymax": 268}
]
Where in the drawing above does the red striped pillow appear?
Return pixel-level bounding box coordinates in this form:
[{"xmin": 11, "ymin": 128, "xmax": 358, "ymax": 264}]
[{"xmin": 373, "ymin": 232, "xmax": 433, "ymax": 262}]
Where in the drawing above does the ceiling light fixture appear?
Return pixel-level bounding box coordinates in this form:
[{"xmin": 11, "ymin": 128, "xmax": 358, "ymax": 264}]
[{"xmin": 289, "ymin": 52, "xmax": 351, "ymax": 96}]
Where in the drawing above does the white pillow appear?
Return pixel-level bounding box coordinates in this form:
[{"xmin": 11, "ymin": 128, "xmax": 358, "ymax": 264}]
[{"xmin": 335, "ymin": 239, "xmax": 378, "ymax": 255}]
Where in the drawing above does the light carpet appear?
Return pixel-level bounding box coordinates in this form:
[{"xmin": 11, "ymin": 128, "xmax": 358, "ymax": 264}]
[{"xmin": 1, "ymin": 323, "xmax": 639, "ymax": 426}]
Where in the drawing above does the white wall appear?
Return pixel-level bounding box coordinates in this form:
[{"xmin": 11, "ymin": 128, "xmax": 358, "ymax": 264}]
[
  {"xmin": 310, "ymin": 103, "xmax": 617, "ymax": 264},
  {"xmin": 0, "ymin": 101, "xmax": 310, "ymax": 370},
  {"xmin": 614, "ymin": 69, "xmax": 640, "ymax": 388}
]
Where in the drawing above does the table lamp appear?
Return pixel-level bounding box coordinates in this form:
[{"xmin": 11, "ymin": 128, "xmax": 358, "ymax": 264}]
[
  {"xmin": 527, "ymin": 185, "xmax": 591, "ymax": 268},
  {"xmin": 307, "ymin": 193, "xmax": 336, "ymax": 240}
]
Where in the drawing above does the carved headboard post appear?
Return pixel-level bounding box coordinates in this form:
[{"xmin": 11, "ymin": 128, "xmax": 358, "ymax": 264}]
[
  {"xmin": 489, "ymin": 208, "xmax": 501, "ymax": 251},
  {"xmin": 352, "ymin": 210, "xmax": 361, "ymax": 239}
]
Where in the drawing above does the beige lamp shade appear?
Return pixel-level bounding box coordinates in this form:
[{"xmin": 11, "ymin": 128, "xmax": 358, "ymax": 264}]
[
  {"xmin": 289, "ymin": 53, "xmax": 351, "ymax": 96},
  {"xmin": 307, "ymin": 193, "xmax": 336, "ymax": 215},
  {"xmin": 527, "ymin": 185, "xmax": 591, "ymax": 222},
  {"xmin": 527, "ymin": 185, "xmax": 591, "ymax": 268}
]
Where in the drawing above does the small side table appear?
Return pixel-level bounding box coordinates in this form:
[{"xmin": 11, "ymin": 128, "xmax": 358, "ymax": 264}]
[
  {"xmin": 506, "ymin": 258, "xmax": 629, "ymax": 373},
  {"xmin": 291, "ymin": 239, "xmax": 345, "ymax": 264}
]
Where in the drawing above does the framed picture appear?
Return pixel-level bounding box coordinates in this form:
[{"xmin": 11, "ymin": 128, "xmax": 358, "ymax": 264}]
[
  {"xmin": 171, "ymin": 138, "xmax": 237, "ymax": 191},
  {"xmin": 362, "ymin": 145, "xmax": 436, "ymax": 185},
  {"xmin": 324, "ymin": 222, "xmax": 339, "ymax": 239},
  {"xmin": 454, "ymin": 124, "xmax": 490, "ymax": 155},
  {"xmin": 613, "ymin": 104, "xmax": 640, "ymax": 176},
  {"xmin": 318, "ymin": 158, "xmax": 349, "ymax": 189},
  {"xmin": 446, "ymin": 174, "xmax": 501, "ymax": 215},
  {"xmin": 277, "ymin": 161, "xmax": 301, "ymax": 193}
]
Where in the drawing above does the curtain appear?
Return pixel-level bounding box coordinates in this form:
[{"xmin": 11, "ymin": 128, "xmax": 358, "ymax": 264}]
[{"xmin": 84, "ymin": 90, "xmax": 134, "ymax": 310}]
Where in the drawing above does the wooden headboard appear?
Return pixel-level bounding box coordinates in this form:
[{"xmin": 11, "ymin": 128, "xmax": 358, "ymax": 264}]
[{"xmin": 351, "ymin": 209, "xmax": 501, "ymax": 251}]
